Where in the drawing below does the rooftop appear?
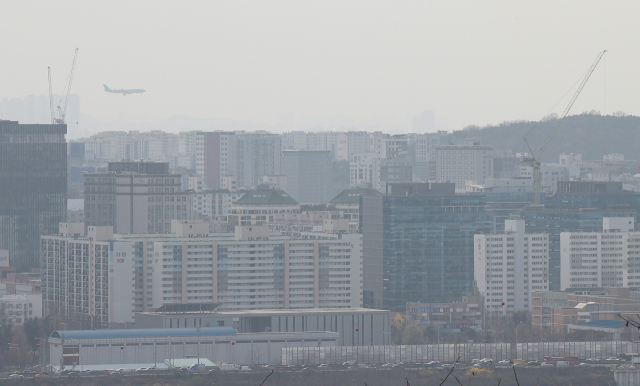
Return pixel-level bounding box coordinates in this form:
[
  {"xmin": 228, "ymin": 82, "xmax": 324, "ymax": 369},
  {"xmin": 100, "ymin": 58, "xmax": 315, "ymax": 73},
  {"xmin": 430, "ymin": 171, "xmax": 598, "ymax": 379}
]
[
  {"xmin": 329, "ymin": 188, "xmax": 381, "ymax": 204},
  {"xmin": 50, "ymin": 326, "xmax": 237, "ymax": 340},
  {"xmin": 139, "ymin": 307, "xmax": 389, "ymax": 317},
  {"xmin": 234, "ymin": 190, "xmax": 298, "ymax": 206},
  {"xmin": 581, "ymin": 320, "xmax": 627, "ymax": 328}
]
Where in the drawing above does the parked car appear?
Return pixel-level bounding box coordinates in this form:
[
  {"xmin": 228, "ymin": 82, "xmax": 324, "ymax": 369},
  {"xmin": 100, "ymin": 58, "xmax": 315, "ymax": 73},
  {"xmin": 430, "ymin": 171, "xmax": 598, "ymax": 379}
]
[
  {"xmin": 579, "ymin": 363, "xmax": 589, "ymax": 367},
  {"xmin": 318, "ymin": 364, "xmax": 329, "ymax": 368},
  {"xmin": 586, "ymin": 358, "xmax": 598, "ymax": 362},
  {"xmin": 528, "ymin": 361, "xmax": 541, "ymax": 366},
  {"xmin": 240, "ymin": 366, "xmax": 252, "ymax": 372},
  {"xmin": 442, "ymin": 364, "xmax": 455, "ymax": 369},
  {"xmin": 541, "ymin": 362, "xmax": 554, "ymax": 367},
  {"xmin": 9, "ymin": 374, "xmax": 25, "ymax": 379},
  {"xmin": 498, "ymin": 360, "xmax": 511, "ymax": 365}
]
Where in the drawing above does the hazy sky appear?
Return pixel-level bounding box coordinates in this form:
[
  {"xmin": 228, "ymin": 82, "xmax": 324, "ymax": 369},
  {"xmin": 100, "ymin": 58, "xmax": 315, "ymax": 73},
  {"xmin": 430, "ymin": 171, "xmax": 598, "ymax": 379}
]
[{"xmin": 2, "ymin": 1, "xmax": 639, "ymax": 134}]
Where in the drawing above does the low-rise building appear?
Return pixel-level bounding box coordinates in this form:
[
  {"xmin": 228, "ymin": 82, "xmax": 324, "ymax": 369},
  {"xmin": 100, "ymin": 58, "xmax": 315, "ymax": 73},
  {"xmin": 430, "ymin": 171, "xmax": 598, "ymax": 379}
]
[
  {"xmin": 48, "ymin": 327, "xmax": 338, "ymax": 368},
  {"xmin": 531, "ymin": 287, "xmax": 640, "ymax": 332},
  {"xmin": 135, "ymin": 307, "xmax": 391, "ymax": 346},
  {"xmin": 0, "ymin": 293, "xmax": 42, "ymax": 325},
  {"xmin": 227, "ymin": 189, "xmax": 300, "ymax": 226},
  {"xmin": 406, "ymin": 294, "xmax": 485, "ymax": 332}
]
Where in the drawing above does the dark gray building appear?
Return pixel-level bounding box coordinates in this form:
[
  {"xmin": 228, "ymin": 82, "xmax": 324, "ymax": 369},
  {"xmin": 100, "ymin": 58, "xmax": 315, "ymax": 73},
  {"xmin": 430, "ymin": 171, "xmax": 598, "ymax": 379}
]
[
  {"xmin": 281, "ymin": 150, "xmax": 333, "ymax": 204},
  {"xmin": 0, "ymin": 120, "xmax": 67, "ymax": 271},
  {"xmin": 360, "ymin": 182, "xmax": 492, "ymax": 310}
]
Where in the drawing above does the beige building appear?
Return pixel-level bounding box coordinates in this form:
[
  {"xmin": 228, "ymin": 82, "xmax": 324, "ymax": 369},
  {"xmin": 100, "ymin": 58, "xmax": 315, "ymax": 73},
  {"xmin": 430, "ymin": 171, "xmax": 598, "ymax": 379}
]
[{"xmin": 84, "ymin": 161, "xmax": 194, "ymax": 234}]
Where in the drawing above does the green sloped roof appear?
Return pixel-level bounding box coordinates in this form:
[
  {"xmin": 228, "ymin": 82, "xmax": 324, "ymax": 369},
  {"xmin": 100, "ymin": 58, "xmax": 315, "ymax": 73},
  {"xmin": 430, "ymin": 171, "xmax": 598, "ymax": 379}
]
[
  {"xmin": 235, "ymin": 190, "xmax": 299, "ymax": 206},
  {"xmin": 329, "ymin": 188, "xmax": 381, "ymax": 204}
]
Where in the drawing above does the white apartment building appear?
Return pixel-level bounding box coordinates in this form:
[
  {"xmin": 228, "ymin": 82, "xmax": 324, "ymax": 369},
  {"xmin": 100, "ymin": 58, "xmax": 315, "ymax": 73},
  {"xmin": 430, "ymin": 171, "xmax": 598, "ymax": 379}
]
[
  {"xmin": 560, "ymin": 217, "xmax": 640, "ymax": 290},
  {"xmin": 0, "ymin": 293, "xmax": 42, "ymax": 325},
  {"xmin": 436, "ymin": 139, "xmax": 493, "ymax": 191},
  {"xmin": 78, "ymin": 131, "xmax": 179, "ymax": 162},
  {"xmin": 42, "ymin": 221, "xmax": 363, "ymax": 327},
  {"xmin": 192, "ymin": 189, "xmax": 241, "ymax": 221},
  {"xmin": 474, "ymin": 219, "xmax": 549, "ymax": 315},
  {"xmin": 350, "ymin": 153, "xmax": 380, "ymax": 189},
  {"xmin": 280, "ymin": 131, "xmax": 349, "ymax": 161}
]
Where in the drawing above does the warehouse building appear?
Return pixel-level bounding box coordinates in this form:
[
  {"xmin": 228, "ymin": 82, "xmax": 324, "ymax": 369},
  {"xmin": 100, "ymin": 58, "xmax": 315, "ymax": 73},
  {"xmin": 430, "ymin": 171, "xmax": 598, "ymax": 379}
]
[
  {"xmin": 48, "ymin": 327, "xmax": 338, "ymax": 368},
  {"xmin": 135, "ymin": 307, "xmax": 391, "ymax": 346}
]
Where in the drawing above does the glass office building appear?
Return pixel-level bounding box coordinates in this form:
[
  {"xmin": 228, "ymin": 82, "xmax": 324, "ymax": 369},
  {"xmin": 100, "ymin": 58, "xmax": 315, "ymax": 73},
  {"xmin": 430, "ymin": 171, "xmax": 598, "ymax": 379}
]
[
  {"xmin": 0, "ymin": 121, "xmax": 67, "ymax": 271},
  {"xmin": 361, "ymin": 183, "xmax": 493, "ymax": 311}
]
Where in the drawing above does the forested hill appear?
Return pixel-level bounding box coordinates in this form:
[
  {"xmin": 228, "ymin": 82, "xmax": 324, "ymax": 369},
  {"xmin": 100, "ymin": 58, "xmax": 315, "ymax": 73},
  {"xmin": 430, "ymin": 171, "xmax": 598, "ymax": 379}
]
[{"xmin": 446, "ymin": 113, "xmax": 640, "ymax": 162}]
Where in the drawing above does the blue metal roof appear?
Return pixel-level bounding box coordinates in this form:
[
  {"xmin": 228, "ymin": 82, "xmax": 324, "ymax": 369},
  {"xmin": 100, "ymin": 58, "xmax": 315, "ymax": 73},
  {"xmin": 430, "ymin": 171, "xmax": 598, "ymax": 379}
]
[
  {"xmin": 50, "ymin": 327, "xmax": 236, "ymax": 340},
  {"xmin": 581, "ymin": 320, "xmax": 627, "ymax": 328}
]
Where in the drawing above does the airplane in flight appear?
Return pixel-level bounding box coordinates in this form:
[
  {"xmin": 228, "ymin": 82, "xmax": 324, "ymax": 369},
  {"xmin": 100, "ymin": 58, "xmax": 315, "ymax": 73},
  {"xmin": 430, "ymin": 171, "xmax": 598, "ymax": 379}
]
[{"xmin": 103, "ymin": 84, "xmax": 145, "ymax": 95}]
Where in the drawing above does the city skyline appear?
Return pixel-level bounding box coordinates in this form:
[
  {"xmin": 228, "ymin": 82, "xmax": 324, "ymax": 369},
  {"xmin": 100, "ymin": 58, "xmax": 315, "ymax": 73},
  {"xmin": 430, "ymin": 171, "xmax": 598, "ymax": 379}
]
[{"xmin": 2, "ymin": 1, "xmax": 640, "ymax": 137}]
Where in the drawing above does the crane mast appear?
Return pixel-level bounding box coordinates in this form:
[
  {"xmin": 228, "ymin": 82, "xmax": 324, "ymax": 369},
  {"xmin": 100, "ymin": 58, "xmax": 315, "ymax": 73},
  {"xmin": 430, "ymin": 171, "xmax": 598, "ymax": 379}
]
[
  {"xmin": 525, "ymin": 49, "xmax": 607, "ymax": 204},
  {"xmin": 47, "ymin": 67, "xmax": 54, "ymax": 124},
  {"xmin": 54, "ymin": 48, "xmax": 79, "ymax": 124}
]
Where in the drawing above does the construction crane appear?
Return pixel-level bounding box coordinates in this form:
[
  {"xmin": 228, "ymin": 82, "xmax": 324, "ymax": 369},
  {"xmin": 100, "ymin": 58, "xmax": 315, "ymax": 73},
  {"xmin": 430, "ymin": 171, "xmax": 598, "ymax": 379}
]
[
  {"xmin": 523, "ymin": 49, "xmax": 607, "ymax": 205},
  {"xmin": 47, "ymin": 67, "xmax": 54, "ymax": 124},
  {"xmin": 53, "ymin": 48, "xmax": 79, "ymax": 124}
]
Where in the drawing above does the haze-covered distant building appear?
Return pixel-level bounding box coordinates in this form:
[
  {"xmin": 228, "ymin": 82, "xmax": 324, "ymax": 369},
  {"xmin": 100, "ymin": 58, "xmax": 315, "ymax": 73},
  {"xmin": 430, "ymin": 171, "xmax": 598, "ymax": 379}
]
[
  {"xmin": 435, "ymin": 139, "xmax": 493, "ymax": 191},
  {"xmin": 0, "ymin": 120, "xmax": 67, "ymax": 271},
  {"xmin": 281, "ymin": 150, "xmax": 333, "ymax": 204},
  {"xmin": 83, "ymin": 161, "xmax": 193, "ymax": 233}
]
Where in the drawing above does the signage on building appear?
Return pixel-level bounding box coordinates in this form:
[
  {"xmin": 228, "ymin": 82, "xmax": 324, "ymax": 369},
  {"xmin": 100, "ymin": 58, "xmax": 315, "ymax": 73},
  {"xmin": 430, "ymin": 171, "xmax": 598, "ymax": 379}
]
[{"xmin": 0, "ymin": 250, "xmax": 8, "ymax": 267}]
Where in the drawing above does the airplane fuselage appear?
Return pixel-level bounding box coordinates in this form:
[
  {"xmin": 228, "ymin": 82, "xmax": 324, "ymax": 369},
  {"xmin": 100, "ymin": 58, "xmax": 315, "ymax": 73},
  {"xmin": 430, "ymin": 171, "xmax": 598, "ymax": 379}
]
[{"xmin": 103, "ymin": 84, "xmax": 145, "ymax": 95}]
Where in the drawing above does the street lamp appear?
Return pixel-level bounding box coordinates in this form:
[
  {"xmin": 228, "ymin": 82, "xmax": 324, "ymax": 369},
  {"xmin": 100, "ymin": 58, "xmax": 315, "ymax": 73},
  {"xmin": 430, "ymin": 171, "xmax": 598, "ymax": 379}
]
[
  {"xmin": 35, "ymin": 338, "xmax": 46, "ymax": 372},
  {"xmin": 8, "ymin": 343, "xmax": 20, "ymax": 372}
]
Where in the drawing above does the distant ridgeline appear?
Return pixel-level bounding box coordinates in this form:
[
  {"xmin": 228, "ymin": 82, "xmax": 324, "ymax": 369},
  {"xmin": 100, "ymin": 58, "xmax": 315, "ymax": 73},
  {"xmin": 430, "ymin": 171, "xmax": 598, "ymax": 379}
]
[{"xmin": 448, "ymin": 113, "xmax": 640, "ymax": 162}]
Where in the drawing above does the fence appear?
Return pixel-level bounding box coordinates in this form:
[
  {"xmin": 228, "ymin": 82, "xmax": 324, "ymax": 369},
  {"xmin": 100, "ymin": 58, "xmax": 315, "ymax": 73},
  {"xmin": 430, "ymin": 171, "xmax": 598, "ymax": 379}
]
[{"xmin": 282, "ymin": 341, "xmax": 640, "ymax": 365}]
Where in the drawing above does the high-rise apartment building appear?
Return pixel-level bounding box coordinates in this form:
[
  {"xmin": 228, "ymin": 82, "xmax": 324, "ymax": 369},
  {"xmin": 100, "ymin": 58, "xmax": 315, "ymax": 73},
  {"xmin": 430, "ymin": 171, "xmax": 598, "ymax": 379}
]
[
  {"xmin": 560, "ymin": 217, "xmax": 640, "ymax": 290},
  {"xmin": 195, "ymin": 131, "xmax": 236, "ymax": 189},
  {"xmin": 360, "ymin": 183, "xmax": 493, "ymax": 310},
  {"xmin": 42, "ymin": 221, "xmax": 363, "ymax": 326},
  {"xmin": 435, "ymin": 139, "xmax": 493, "ymax": 190},
  {"xmin": 474, "ymin": 219, "xmax": 549, "ymax": 315},
  {"xmin": 83, "ymin": 161, "xmax": 193, "ymax": 233},
  {"xmin": 281, "ymin": 150, "xmax": 333, "ymax": 204},
  {"xmin": 408, "ymin": 132, "xmax": 442, "ymax": 182},
  {"xmin": 0, "ymin": 120, "xmax": 67, "ymax": 271},
  {"xmin": 236, "ymin": 132, "xmax": 281, "ymax": 188}
]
